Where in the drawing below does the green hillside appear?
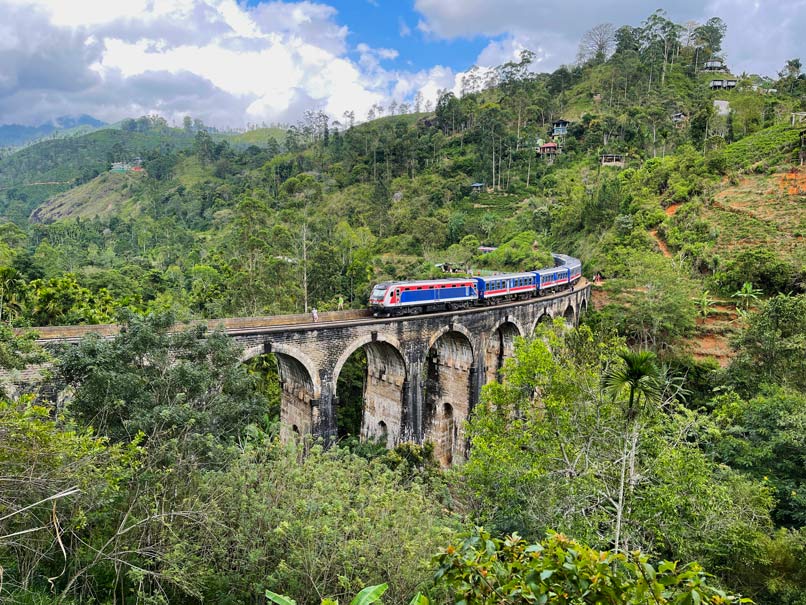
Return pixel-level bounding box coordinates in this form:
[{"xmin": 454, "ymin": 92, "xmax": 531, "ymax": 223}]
[
  {"xmin": 0, "ymin": 126, "xmax": 196, "ymax": 222},
  {"xmin": 30, "ymin": 171, "xmax": 145, "ymax": 223},
  {"xmin": 216, "ymin": 127, "xmax": 286, "ymax": 147}
]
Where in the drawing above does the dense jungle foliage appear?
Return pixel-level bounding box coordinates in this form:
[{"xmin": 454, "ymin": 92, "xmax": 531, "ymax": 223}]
[{"xmin": 1, "ymin": 8, "xmax": 805, "ymax": 605}]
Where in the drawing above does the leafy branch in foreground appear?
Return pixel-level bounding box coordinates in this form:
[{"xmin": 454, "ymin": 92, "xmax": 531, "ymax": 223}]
[{"xmin": 432, "ymin": 529, "xmax": 751, "ymax": 605}]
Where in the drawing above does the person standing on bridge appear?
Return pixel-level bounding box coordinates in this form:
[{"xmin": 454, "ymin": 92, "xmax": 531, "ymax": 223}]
[
  {"xmin": 337, "ymin": 295, "xmax": 344, "ymax": 311},
  {"xmin": 311, "ymin": 308, "xmax": 319, "ymax": 322}
]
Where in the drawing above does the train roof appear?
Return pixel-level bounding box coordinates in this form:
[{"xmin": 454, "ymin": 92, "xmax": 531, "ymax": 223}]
[
  {"xmin": 372, "ymin": 278, "xmax": 476, "ymax": 289},
  {"xmin": 535, "ymin": 265, "xmax": 569, "ymax": 275},
  {"xmin": 551, "ymin": 253, "xmax": 580, "ymax": 266},
  {"xmin": 477, "ymin": 271, "xmax": 536, "ymax": 281}
]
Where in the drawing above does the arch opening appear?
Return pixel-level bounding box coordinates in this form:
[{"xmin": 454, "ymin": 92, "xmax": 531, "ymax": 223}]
[
  {"xmin": 272, "ymin": 351, "xmax": 318, "ymax": 441},
  {"xmin": 243, "ymin": 353, "xmax": 282, "ymax": 421},
  {"xmin": 532, "ymin": 311, "xmax": 552, "ymax": 335},
  {"xmin": 423, "ymin": 331, "xmax": 473, "ymax": 466},
  {"xmin": 563, "ymin": 304, "xmax": 575, "ymax": 326},
  {"xmin": 485, "ymin": 321, "xmax": 522, "ymax": 384},
  {"xmin": 334, "ymin": 339, "xmax": 407, "ymax": 448}
]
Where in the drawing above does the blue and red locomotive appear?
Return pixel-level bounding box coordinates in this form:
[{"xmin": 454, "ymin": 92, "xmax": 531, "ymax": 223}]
[{"xmin": 369, "ymin": 254, "xmax": 582, "ymax": 316}]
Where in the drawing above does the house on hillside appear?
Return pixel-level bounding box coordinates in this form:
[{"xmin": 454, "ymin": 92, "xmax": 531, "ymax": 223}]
[
  {"xmin": 713, "ymin": 100, "xmax": 731, "ymax": 116},
  {"xmin": 110, "ymin": 158, "xmax": 143, "ymax": 173},
  {"xmin": 552, "ymin": 119, "xmax": 570, "ymax": 137},
  {"xmin": 702, "ymin": 58, "xmax": 727, "ymax": 72},
  {"xmin": 671, "ymin": 111, "xmax": 688, "ymax": 127},
  {"xmin": 470, "ymin": 182, "xmax": 485, "ymax": 194},
  {"xmin": 709, "ymin": 79, "xmax": 737, "ymax": 90},
  {"xmin": 600, "ymin": 153, "xmax": 625, "ymax": 168},
  {"xmin": 537, "ymin": 141, "xmax": 560, "ymax": 164}
]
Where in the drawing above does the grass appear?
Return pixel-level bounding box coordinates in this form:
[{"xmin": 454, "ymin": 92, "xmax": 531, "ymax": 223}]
[
  {"xmin": 719, "ymin": 124, "xmax": 801, "ymax": 169},
  {"xmin": 30, "ymin": 171, "xmax": 143, "ymax": 223},
  {"xmin": 216, "ymin": 127, "xmax": 286, "ymax": 148},
  {"xmin": 665, "ymin": 171, "xmax": 806, "ymax": 271}
]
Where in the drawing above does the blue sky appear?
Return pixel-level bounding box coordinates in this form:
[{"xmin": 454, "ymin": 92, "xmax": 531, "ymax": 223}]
[
  {"xmin": 318, "ymin": 0, "xmax": 491, "ymax": 71},
  {"xmin": 1, "ymin": 0, "xmax": 803, "ymax": 128}
]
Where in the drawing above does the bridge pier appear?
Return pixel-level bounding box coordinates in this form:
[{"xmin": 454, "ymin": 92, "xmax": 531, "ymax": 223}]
[{"xmin": 402, "ymin": 349, "xmax": 426, "ymax": 442}]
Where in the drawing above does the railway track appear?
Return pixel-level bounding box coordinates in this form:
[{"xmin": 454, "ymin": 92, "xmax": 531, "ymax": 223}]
[{"xmin": 25, "ymin": 279, "xmax": 588, "ymax": 343}]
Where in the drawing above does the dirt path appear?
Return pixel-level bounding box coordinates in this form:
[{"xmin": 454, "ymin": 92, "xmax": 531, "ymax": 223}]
[
  {"xmin": 0, "ymin": 181, "xmax": 72, "ymax": 191},
  {"xmin": 649, "ymin": 230, "xmax": 672, "ymax": 258}
]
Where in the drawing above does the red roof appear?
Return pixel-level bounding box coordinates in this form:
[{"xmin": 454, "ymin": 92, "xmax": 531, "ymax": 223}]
[{"xmin": 541, "ymin": 142, "xmax": 558, "ymax": 150}]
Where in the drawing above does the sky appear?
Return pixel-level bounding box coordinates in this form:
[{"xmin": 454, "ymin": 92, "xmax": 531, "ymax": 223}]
[{"xmin": 0, "ymin": 0, "xmax": 804, "ymax": 128}]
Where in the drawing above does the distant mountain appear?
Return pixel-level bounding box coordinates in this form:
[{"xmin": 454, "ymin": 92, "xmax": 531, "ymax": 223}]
[{"xmin": 0, "ymin": 115, "xmax": 106, "ymax": 148}]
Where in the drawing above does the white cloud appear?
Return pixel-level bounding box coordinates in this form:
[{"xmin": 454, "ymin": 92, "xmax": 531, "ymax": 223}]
[
  {"xmin": 0, "ymin": 0, "xmax": 440, "ymax": 127},
  {"xmin": 414, "ymin": 0, "xmax": 805, "ymax": 76},
  {"xmin": 7, "ymin": 0, "xmax": 796, "ymax": 129}
]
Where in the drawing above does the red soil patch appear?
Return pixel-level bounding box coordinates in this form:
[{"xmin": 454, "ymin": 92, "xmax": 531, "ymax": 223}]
[
  {"xmin": 591, "ymin": 287, "xmax": 608, "ymax": 310},
  {"xmin": 692, "ymin": 333, "xmax": 732, "ymax": 367},
  {"xmin": 778, "ymin": 169, "xmax": 806, "ymax": 196},
  {"xmin": 664, "ymin": 203, "xmax": 681, "ymax": 216},
  {"xmin": 649, "ymin": 230, "xmax": 672, "ymax": 258}
]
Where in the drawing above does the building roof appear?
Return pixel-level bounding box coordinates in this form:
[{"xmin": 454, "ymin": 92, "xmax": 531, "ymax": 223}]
[{"xmin": 541, "ymin": 142, "xmax": 558, "ymax": 148}]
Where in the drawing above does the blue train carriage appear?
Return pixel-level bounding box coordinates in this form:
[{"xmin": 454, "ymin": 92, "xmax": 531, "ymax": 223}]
[
  {"xmin": 474, "ymin": 272, "xmax": 537, "ymax": 303},
  {"xmin": 552, "ymin": 253, "xmax": 582, "ymax": 284},
  {"xmin": 534, "ymin": 254, "xmax": 582, "ymax": 294},
  {"xmin": 369, "ymin": 278, "xmax": 478, "ymax": 316}
]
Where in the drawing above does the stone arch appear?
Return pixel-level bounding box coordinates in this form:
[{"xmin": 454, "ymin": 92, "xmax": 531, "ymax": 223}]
[
  {"xmin": 241, "ymin": 342, "xmax": 321, "ymax": 441},
  {"xmin": 485, "ymin": 319, "xmax": 523, "ymax": 384},
  {"xmin": 423, "ymin": 329, "xmax": 474, "ymax": 466},
  {"xmin": 580, "ymin": 297, "xmax": 588, "ymax": 316},
  {"xmin": 332, "ymin": 334, "xmax": 407, "ymax": 447},
  {"xmin": 275, "ymin": 351, "xmax": 318, "ymax": 441},
  {"xmin": 427, "ymin": 322, "xmax": 476, "ymax": 355},
  {"xmin": 241, "ymin": 342, "xmax": 321, "ymax": 398},
  {"xmin": 531, "ymin": 311, "xmax": 553, "ymax": 334},
  {"xmin": 332, "ymin": 333, "xmax": 403, "ymax": 383},
  {"xmin": 563, "ymin": 304, "xmax": 576, "ymax": 326}
]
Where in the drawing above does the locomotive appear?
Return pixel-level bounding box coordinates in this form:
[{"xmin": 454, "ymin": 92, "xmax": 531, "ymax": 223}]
[{"xmin": 369, "ymin": 254, "xmax": 582, "ymax": 316}]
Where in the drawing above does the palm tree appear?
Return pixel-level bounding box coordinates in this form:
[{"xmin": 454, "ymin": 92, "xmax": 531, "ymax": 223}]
[
  {"xmin": 603, "ymin": 350, "xmax": 661, "ymax": 554},
  {"xmin": 604, "ymin": 350, "xmax": 661, "ymax": 420},
  {"xmin": 0, "ymin": 267, "xmax": 24, "ymax": 323}
]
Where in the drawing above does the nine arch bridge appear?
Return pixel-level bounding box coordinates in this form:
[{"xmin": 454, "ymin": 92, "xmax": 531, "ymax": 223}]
[{"xmin": 14, "ymin": 282, "xmax": 590, "ymax": 466}]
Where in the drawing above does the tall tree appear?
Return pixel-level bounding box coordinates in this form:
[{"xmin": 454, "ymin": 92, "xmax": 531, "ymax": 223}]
[
  {"xmin": 577, "ymin": 23, "xmax": 616, "ymax": 64},
  {"xmin": 604, "ymin": 350, "xmax": 661, "ymax": 552}
]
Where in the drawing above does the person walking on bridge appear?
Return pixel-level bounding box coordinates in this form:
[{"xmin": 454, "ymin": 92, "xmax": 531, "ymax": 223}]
[
  {"xmin": 311, "ymin": 308, "xmax": 319, "ymax": 322},
  {"xmin": 337, "ymin": 295, "xmax": 344, "ymax": 311}
]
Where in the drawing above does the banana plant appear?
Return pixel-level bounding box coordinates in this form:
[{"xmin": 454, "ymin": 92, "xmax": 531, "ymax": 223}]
[
  {"xmin": 266, "ymin": 583, "xmax": 388, "ymax": 605},
  {"xmin": 732, "ymin": 281, "xmax": 762, "ymax": 311}
]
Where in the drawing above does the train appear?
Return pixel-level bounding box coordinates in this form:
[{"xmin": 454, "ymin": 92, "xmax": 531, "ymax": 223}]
[{"xmin": 369, "ymin": 254, "xmax": 582, "ymax": 316}]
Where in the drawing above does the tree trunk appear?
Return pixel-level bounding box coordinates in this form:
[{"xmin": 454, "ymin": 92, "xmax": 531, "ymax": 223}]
[{"xmin": 614, "ymin": 433, "xmax": 629, "ymax": 553}]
